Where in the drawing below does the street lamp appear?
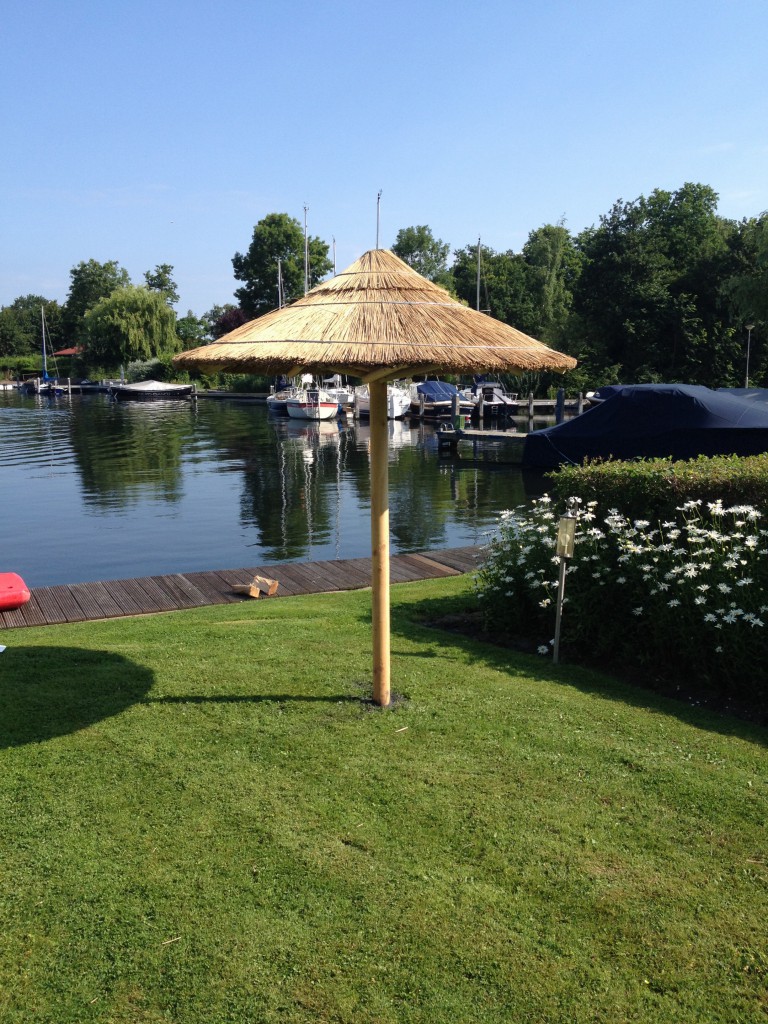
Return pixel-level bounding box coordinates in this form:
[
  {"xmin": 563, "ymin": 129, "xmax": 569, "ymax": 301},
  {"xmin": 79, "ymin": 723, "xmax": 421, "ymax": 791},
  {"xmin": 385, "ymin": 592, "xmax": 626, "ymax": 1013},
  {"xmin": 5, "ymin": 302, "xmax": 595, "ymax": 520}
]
[
  {"xmin": 745, "ymin": 324, "xmax": 755, "ymax": 389},
  {"xmin": 553, "ymin": 498, "xmax": 578, "ymax": 664}
]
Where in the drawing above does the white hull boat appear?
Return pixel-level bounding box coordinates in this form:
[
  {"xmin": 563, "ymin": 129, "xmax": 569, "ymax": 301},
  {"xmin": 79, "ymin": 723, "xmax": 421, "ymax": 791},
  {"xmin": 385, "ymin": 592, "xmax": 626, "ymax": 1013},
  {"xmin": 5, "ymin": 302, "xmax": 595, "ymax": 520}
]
[
  {"xmin": 286, "ymin": 387, "xmax": 339, "ymax": 420},
  {"xmin": 354, "ymin": 383, "xmax": 411, "ymax": 420}
]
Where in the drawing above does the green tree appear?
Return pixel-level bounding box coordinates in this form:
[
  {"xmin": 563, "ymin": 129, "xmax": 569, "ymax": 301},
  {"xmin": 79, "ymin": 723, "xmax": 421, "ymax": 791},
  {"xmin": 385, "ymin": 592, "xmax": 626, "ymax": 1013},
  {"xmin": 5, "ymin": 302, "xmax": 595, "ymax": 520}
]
[
  {"xmin": 451, "ymin": 243, "xmax": 537, "ymax": 332},
  {"xmin": 392, "ymin": 225, "xmax": 453, "ymax": 289},
  {"xmin": 232, "ymin": 213, "xmax": 333, "ymax": 318},
  {"xmin": 726, "ymin": 214, "xmax": 768, "ymax": 323},
  {"xmin": 63, "ymin": 259, "xmax": 131, "ymax": 343},
  {"xmin": 522, "ymin": 223, "xmax": 582, "ymax": 346},
  {"xmin": 144, "ymin": 263, "xmax": 179, "ymax": 307},
  {"xmin": 176, "ymin": 310, "xmax": 208, "ymax": 347},
  {"xmin": 0, "ymin": 296, "xmax": 64, "ymax": 357},
  {"xmin": 571, "ymin": 183, "xmax": 740, "ymax": 386},
  {"xmin": 82, "ymin": 286, "xmax": 180, "ymax": 368}
]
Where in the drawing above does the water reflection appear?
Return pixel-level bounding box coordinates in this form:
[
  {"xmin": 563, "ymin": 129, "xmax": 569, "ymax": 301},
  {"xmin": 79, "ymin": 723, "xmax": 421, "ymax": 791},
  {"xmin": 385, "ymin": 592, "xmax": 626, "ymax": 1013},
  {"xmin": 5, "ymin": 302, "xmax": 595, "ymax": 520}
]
[
  {"xmin": 68, "ymin": 397, "xmax": 195, "ymax": 507},
  {"xmin": 0, "ymin": 391, "xmax": 547, "ymax": 587}
]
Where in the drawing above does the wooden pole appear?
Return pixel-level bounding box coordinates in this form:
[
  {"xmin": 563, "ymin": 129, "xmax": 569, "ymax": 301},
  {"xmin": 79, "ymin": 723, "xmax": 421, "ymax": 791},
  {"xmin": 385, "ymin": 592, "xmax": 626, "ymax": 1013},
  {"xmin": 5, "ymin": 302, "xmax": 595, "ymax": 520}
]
[{"xmin": 369, "ymin": 379, "xmax": 391, "ymax": 707}]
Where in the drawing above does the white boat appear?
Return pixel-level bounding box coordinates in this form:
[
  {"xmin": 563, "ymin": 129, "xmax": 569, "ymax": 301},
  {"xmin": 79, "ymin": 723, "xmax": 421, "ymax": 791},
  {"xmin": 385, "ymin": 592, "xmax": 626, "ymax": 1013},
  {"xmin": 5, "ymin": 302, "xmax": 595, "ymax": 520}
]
[
  {"xmin": 266, "ymin": 386, "xmax": 298, "ymax": 415},
  {"xmin": 321, "ymin": 374, "xmax": 355, "ymax": 410},
  {"xmin": 354, "ymin": 382, "xmax": 411, "ymax": 420},
  {"xmin": 107, "ymin": 379, "xmax": 193, "ymax": 401},
  {"xmin": 286, "ymin": 376, "xmax": 339, "ymax": 420}
]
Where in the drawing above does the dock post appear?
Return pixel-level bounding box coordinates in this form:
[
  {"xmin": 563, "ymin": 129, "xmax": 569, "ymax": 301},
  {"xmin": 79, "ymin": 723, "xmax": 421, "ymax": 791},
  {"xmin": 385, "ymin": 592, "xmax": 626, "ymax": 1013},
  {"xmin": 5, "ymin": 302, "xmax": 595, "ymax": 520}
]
[
  {"xmin": 451, "ymin": 392, "xmax": 460, "ymax": 428},
  {"xmin": 477, "ymin": 392, "xmax": 484, "ymax": 423},
  {"xmin": 555, "ymin": 388, "xmax": 565, "ymax": 423},
  {"xmin": 577, "ymin": 392, "xmax": 584, "ymax": 415},
  {"xmin": 528, "ymin": 392, "xmax": 534, "ymax": 425},
  {"xmin": 419, "ymin": 393, "xmax": 425, "ymax": 420}
]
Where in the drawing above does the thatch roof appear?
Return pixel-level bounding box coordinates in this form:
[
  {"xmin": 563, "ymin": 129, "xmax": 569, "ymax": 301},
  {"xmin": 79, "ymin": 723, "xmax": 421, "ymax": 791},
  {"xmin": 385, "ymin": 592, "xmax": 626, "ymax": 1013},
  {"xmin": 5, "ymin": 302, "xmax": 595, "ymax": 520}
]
[{"xmin": 175, "ymin": 249, "xmax": 576, "ymax": 381}]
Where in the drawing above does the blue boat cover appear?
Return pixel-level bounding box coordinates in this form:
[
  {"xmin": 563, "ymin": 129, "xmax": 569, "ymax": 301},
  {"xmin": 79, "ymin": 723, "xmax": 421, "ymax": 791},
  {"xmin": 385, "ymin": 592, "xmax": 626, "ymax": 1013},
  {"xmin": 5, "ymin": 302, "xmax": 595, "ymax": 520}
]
[
  {"xmin": 415, "ymin": 380, "xmax": 459, "ymax": 400},
  {"xmin": 716, "ymin": 387, "xmax": 768, "ymax": 404},
  {"xmin": 523, "ymin": 383, "xmax": 768, "ymax": 469}
]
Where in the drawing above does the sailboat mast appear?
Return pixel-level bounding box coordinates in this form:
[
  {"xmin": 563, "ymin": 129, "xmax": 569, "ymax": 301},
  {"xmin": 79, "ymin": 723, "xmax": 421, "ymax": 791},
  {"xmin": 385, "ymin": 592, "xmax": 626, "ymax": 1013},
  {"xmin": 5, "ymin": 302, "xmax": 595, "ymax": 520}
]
[
  {"xmin": 41, "ymin": 305, "xmax": 48, "ymax": 380},
  {"xmin": 376, "ymin": 190, "xmax": 382, "ymax": 249},
  {"xmin": 303, "ymin": 204, "xmax": 309, "ymax": 296},
  {"xmin": 476, "ymin": 237, "xmax": 481, "ymax": 313}
]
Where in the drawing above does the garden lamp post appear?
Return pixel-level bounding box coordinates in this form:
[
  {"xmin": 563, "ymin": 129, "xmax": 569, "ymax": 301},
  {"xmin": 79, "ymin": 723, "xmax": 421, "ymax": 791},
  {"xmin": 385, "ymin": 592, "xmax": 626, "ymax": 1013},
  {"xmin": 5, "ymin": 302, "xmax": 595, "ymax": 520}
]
[
  {"xmin": 553, "ymin": 499, "xmax": 578, "ymax": 665},
  {"xmin": 745, "ymin": 324, "xmax": 755, "ymax": 389}
]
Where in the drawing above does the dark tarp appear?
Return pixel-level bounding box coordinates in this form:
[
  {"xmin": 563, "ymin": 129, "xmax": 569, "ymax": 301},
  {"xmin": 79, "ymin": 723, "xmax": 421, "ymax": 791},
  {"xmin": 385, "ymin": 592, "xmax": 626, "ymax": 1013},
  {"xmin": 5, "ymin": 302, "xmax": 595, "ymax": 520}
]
[
  {"xmin": 522, "ymin": 383, "xmax": 768, "ymax": 469},
  {"xmin": 413, "ymin": 380, "xmax": 459, "ymax": 401},
  {"xmin": 716, "ymin": 387, "xmax": 768, "ymax": 404}
]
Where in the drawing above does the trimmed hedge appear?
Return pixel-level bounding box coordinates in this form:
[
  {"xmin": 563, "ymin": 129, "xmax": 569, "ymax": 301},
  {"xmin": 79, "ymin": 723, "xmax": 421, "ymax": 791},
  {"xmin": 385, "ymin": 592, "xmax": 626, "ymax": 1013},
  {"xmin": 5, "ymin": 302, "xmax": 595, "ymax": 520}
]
[{"xmin": 548, "ymin": 455, "xmax": 768, "ymax": 520}]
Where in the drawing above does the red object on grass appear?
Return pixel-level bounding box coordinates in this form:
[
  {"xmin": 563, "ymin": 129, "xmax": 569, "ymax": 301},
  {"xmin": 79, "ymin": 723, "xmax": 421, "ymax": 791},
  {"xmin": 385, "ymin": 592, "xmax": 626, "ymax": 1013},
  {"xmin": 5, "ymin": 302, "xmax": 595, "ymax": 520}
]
[{"xmin": 0, "ymin": 573, "xmax": 31, "ymax": 611}]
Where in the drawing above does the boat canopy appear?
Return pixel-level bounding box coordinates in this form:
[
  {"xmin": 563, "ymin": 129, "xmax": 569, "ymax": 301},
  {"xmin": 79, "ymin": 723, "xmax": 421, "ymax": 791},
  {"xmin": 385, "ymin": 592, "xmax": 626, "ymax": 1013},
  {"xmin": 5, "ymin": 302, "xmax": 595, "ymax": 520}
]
[
  {"xmin": 523, "ymin": 383, "xmax": 768, "ymax": 469},
  {"xmin": 414, "ymin": 380, "xmax": 459, "ymax": 400}
]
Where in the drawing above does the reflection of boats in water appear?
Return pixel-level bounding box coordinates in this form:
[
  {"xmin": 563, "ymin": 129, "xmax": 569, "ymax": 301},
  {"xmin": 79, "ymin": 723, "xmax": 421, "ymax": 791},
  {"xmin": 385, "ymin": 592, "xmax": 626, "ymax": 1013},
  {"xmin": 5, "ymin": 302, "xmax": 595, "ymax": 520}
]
[
  {"xmin": 352, "ymin": 417, "xmax": 419, "ymax": 450},
  {"xmin": 276, "ymin": 418, "xmax": 344, "ymax": 443}
]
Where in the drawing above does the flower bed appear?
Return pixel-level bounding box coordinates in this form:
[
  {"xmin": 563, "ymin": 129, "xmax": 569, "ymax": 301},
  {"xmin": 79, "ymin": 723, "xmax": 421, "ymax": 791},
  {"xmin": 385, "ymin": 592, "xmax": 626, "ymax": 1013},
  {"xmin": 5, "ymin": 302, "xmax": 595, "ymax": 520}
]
[{"xmin": 477, "ymin": 496, "xmax": 768, "ymax": 710}]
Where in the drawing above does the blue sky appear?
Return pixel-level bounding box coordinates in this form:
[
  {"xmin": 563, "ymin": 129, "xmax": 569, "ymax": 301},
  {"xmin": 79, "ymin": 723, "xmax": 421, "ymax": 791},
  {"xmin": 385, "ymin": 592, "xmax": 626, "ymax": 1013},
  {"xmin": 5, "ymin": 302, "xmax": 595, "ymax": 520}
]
[{"xmin": 2, "ymin": 0, "xmax": 767, "ymax": 317}]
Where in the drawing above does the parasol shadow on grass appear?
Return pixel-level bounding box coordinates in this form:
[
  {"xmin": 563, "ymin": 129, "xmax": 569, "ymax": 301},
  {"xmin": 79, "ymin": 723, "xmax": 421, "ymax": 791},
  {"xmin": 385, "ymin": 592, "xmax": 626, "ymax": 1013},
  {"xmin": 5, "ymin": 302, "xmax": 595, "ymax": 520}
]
[
  {"xmin": 0, "ymin": 647, "xmax": 153, "ymax": 748},
  {"xmin": 175, "ymin": 249, "xmax": 576, "ymax": 706}
]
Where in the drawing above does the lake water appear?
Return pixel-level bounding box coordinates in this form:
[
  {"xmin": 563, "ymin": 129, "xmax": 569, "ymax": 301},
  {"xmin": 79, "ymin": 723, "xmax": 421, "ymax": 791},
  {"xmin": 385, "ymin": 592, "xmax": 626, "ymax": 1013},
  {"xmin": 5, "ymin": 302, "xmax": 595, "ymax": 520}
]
[{"xmin": 0, "ymin": 391, "xmax": 545, "ymax": 587}]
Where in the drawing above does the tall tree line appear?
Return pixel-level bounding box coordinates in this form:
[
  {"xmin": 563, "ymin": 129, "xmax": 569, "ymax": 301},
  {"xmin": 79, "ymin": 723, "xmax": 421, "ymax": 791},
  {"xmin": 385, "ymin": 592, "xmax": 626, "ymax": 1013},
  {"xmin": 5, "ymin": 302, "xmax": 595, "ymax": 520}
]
[{"xmin": 1, "ymin": 190, "xmax": 765, "ymax": 389}]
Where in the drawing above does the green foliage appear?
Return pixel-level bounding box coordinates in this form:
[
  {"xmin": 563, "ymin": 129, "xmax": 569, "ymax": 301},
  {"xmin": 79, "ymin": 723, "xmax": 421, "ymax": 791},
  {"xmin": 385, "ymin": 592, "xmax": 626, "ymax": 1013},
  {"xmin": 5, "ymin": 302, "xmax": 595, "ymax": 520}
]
[
  {"xmin": 175, "ymin": 309, "xmax": 208, "ymax": 346},
  {"xmin": 392, "ymin": 224, "xmax": 453, "ymax": 289},
  {"xmin": 0, "ymin": 579, "xmax": 766, "ymax": 1022},
  {"xmin": 570, "ymin": 183, "xmax": 742, "ymax": 386},
  {"xmin": 521, "ymin": 222, "xmax": 583, "ymax": 346},
  {"xmin": 0, "ymin": 354, "xmax": 41, "ymax": 378},
  {"xmin": 548, "ymin": 454, "xmax": 768, "ymax": 521},
  {"xmin": 452, "ymin": 243, "xmax": 538, "ymax": 332},
  {"xmin": 232, "ymin": 212, "xmax": 333, "ymax": 318},
  {"xmin": 477, "ymin": 495, "xmax": 768, "ymax": 704},
  {"xmin": 62, "ymin": 259, "xmax": 131, "ymax": 343},
  {"xmin": 0, "ymin": 296, "xmax": 64, "ymax": 357},
  {"xmin": 143, "ymin": 262, "xmax": 179, "ymax": 306},
  {"xmin": 82, "ymin": 285, "xmax": 181, "ymax": 368}
]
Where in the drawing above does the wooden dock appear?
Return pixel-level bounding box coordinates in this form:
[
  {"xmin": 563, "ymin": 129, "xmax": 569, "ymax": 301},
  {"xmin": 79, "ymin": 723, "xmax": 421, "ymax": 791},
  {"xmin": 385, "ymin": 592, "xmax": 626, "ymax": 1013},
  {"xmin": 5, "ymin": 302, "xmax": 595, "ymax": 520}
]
[
  {"xmin": 437, "ymin": 428, "xmax": 527, "ymax": 463},
  {"xmin": 0, "ymin": 546, "xmax": 481, "ymax": 631}
]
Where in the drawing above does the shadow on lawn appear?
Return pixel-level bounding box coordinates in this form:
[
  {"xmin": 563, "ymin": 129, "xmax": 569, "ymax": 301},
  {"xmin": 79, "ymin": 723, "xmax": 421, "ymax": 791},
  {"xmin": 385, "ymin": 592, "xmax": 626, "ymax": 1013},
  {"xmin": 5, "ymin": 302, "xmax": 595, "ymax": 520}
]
[
  {"xmin": 392, "ymin": 598, "xmax": 768, "ymax": 746},
  {"xmin": 146, "ymin": 694, "xmax": 360, "ymax": 705},
  {"xmin": 0, "ymin": 646, "xmax": 153, "ymax": 747}
]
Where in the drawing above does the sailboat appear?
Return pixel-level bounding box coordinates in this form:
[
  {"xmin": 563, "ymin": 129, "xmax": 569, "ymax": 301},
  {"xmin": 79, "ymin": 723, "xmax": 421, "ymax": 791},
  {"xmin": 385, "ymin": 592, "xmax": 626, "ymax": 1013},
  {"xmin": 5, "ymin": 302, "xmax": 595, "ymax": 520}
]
[{"xmin": 21, "ymin": 308, "xmax": 62, "ymax": 396}]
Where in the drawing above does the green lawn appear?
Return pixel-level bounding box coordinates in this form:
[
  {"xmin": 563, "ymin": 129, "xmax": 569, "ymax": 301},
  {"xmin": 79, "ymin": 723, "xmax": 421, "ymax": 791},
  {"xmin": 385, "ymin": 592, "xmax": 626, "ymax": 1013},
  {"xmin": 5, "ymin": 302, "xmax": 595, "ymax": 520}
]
[{"xmin": 0, "ymin": 577, "xmax": 765, "ymax": 1023}]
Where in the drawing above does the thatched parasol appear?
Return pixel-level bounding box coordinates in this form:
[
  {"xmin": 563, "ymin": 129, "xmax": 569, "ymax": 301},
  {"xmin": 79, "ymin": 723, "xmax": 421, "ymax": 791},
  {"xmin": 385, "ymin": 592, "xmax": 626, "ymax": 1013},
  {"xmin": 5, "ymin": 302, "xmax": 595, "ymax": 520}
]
[{"xmin": 175, "ymin": 249, "xmax": 576, "ymax": 706}]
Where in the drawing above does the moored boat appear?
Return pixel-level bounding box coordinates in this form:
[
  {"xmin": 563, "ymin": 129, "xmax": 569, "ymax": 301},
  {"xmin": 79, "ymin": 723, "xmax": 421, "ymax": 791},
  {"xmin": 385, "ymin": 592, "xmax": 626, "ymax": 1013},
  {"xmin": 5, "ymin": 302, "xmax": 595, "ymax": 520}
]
[
  {"xmin": 286, "ymin": 379, "xmax": 339, "ymax": 420},
  {"xmin": 409, "ymin": 379, "xmax": 474, "ymax": 419},
  {"xmin": 354, "ymin": 382, "xmax": 411, "ymax": 420},
  {"xmin": 523, "ymin": 383, "xmax": 768, "ymax": 468},
  {"xmin": 107, "ymin": 379, "xmax": 193, "ymax": 401}
]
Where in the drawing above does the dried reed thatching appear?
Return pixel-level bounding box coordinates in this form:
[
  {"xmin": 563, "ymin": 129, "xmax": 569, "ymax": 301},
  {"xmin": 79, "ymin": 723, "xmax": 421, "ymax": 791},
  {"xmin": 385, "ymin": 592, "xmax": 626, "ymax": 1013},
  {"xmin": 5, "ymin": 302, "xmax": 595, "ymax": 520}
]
[{"xmin": 174, "ymin": 249, "xmax": 577, "ymax": 380}]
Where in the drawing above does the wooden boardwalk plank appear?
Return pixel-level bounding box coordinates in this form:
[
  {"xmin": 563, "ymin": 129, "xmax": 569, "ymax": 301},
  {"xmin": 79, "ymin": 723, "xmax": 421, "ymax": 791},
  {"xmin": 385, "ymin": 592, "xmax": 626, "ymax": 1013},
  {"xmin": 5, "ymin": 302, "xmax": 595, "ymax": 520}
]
[
  {"xmin": 181, "ymin": 571, "xmax": 240, "ymax": 604},
  {"xmin": 0, "ymin": 546, "xmax": 481, "ymax": 631}
]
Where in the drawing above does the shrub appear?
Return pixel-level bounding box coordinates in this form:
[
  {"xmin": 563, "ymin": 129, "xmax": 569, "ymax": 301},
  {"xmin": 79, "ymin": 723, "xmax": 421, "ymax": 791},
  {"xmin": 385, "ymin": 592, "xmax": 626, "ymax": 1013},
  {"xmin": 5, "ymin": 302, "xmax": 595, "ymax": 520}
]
[
  {"xmin": 548, "ymin": 455, "xmax": 768, "ymax": 521},
  {"xmin": 476, "ymin": 495, "xmax": 768, "ymax": 709}
]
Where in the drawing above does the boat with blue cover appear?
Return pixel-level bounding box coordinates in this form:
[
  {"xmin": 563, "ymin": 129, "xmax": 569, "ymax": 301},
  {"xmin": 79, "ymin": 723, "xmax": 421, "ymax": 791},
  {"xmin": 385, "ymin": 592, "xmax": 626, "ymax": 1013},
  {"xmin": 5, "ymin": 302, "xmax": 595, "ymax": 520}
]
[{"xmin": 522, "ymin": 383, "xmax": 768, "ymax": 468}]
